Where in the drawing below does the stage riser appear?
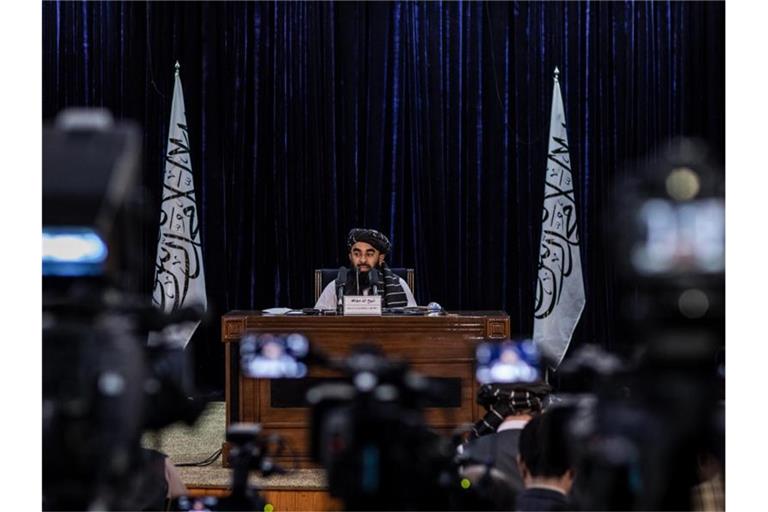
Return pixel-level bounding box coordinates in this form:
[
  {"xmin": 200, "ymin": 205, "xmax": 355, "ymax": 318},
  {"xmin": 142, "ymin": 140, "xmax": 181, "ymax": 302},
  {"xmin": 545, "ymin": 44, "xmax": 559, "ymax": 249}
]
[{"xmin": 187, "ymin": 487, "xmax": 342, "ymax": 511}]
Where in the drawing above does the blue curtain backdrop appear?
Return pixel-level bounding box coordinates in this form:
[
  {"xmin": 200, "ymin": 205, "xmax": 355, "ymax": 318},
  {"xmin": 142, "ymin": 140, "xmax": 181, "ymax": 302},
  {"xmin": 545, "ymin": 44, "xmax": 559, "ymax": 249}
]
[{"xmin": 42, "ymin": 1, "xmax": 725, "ymax": 391}]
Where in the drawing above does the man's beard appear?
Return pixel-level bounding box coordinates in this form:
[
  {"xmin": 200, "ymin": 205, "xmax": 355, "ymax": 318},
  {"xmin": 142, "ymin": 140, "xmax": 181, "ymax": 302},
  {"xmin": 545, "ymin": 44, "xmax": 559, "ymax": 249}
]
[{"xmin": 344, "ymin": 264, "xmax": 376, "ymax": 294}]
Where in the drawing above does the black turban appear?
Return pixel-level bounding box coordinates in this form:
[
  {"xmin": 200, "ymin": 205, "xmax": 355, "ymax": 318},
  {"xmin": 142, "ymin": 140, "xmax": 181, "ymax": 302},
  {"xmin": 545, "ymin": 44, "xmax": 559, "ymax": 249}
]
[{"xmin": 346, "ymin": 228, "xmax": 391, "ymax": 254}]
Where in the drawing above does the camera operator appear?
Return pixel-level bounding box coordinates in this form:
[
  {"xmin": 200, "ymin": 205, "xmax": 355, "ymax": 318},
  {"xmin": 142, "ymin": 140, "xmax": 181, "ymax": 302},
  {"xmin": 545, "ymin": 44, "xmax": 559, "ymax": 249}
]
[{"xmin": 459, "ymin": 381, "xmax": 550, "ymax": 491}]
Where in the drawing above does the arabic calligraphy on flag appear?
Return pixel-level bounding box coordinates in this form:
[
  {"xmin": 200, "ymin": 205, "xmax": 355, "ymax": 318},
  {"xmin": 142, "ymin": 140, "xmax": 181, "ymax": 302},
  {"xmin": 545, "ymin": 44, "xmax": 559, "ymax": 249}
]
[
  {"xmin": 151, "ymin": 64, "xmax": 207, "ymax": 347},
  {"xmin": 533, "ymin": 68, "xmax": 585, "ymax": 369}
]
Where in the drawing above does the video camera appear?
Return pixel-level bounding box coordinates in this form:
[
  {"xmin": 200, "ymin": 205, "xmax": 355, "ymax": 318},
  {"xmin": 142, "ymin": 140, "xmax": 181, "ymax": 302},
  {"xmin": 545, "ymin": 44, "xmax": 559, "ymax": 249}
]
[
  {"xmin": 498, "ymin": 139, "xmax": 728, "ymax": 512},
  {"xmin": 42, "ymin": 109, "xmax": 206, "ymax": 510},
  {"xmin": 611, "ymin": 137, "xmax": 724, "ymax": 359},
  {"xmin": 240, "ymin": 334, "xmax": 463, "ymax": 510},
  {"xmin": 308, "ymin": 345, "xmax": 459, "ymax": 510},
  {"xmin": 558, "ymin": 139, "xmax": 726, "ymax": 510},
  {"xmin": 552, "ymin": 342, "xmax": 723, "ymax": 511},
  {"xmin": 173, "ymin": 422, "xmax": 289, "ymax": 512}
]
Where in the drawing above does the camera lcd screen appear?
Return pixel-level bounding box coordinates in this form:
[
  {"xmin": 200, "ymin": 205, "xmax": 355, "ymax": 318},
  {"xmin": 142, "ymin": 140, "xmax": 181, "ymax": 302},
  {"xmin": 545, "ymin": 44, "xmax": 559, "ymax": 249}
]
[
  {"xmin": 174, "ymin": 496, "xmax": 219, "ymax": 511},
  {"xmin": 42, "ymin": 227, "xmax": 108, "ymax": 276},
  {"xmin": 631, "ymin": 198, "xmax": 724, "ymax": 275},
  {"xmin": 475, "ymin": 340, "xmax": 541, "ymax": 385},
  {"xmin": 240, "ymin": 332, "xmax": 309, "ymax": 379}
]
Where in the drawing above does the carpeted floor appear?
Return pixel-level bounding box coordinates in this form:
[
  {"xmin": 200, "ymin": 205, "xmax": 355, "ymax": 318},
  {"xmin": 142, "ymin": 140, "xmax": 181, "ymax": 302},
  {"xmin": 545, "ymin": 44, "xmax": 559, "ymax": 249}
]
[
  {"xmin": 141, "ymin": 401, "xmax": 327, "ymax": 489},
  {"xmin": 142, "ymin": 401, "xmax": 226, "ymax": 466}
]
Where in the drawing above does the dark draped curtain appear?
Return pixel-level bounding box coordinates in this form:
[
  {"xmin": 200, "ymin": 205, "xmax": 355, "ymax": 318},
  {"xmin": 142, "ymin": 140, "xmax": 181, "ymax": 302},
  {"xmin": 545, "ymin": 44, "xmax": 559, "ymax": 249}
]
[{"xmin": 42, "ymin": 1, "xmax": 725, "ymax": 391}]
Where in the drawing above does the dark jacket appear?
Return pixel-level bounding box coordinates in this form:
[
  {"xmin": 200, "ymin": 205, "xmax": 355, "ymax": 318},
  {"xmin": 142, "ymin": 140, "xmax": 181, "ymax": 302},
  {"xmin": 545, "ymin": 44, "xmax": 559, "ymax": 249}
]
[
  {"xmin": 515, "ymin": 487, "xmax": 570, "ymax": 512},
  {"xmin": 462, "ymin": 429, "xmax": 524, "ymax": 491}
]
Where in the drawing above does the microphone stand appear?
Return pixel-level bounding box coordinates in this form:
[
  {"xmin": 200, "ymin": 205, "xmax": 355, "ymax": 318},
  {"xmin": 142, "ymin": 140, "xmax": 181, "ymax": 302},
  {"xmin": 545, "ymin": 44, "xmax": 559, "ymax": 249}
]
[
  {"xmin": 335, "ymin": 267, "xmax": 347, "ymax": 314},
  {"xmin": 370, "ymin": 268, "xmax": 380, "ymax": 297}
]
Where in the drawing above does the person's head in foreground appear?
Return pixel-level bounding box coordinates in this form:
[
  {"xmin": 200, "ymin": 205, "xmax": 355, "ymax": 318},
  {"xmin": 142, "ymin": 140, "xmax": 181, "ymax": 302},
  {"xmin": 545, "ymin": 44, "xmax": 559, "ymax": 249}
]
[{"xmin": 516, "ymin": 407, "xmax": 575, "ymax": 511}]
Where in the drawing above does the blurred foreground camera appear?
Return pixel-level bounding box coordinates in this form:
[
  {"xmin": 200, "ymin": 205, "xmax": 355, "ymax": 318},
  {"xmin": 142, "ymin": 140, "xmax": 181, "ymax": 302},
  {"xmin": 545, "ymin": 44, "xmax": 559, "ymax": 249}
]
[
  {"xmin": 240, "ymin": 338, "xmax": 465, "ymax": 510},
  {"xmin": 307, "ymin": 344, "xmax": 457, "ymax": 510},
  {"xmin": 240, "ymin": 332, "xmax": 309, "ymax": 379},
  {"xmin": 173, "ymin": 423, "xmax": 288, "ymax": 511},
  {"xmin": 467, "ymin": 339, "xmax": 551, "ymax": 441},
  {"xmin": 612, "ymin": 137, "xmax": 724, "ymax": 358},
  {"xmin": 475, "ymin": 338, "xmax": 542, "ymax": 385},
  {"xmin": 43, "ymin": 109, "xmax": 205, "ymax": 510}
]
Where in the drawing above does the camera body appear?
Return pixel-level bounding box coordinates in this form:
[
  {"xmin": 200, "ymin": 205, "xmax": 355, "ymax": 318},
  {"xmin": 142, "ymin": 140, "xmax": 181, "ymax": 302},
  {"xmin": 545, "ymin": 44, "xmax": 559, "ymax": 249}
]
[
  {"xmin": 241, "ymin": 338, "xmax": 459, "ymax": 510},
  {"xmin": 307, "ymin": 345, "xmax": 456, "ymax": 510},
  {"xmin": 43, "ymin": 109, "xmax": 205, "ymax": 510},
  {"xmin": 557, "ymin": 343, "xmax": 723, "ymax": 511},
  {"xmin": 611, "ymin": 138, "xmax": 724, "ymax": 360}
]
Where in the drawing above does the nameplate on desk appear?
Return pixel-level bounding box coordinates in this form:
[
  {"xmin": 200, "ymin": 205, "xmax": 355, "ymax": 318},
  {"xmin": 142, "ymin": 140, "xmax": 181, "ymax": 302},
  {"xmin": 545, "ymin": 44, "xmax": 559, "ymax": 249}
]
[{"xmin": 343, "ymin": 295, "xmax": 382, "ymax": 316}]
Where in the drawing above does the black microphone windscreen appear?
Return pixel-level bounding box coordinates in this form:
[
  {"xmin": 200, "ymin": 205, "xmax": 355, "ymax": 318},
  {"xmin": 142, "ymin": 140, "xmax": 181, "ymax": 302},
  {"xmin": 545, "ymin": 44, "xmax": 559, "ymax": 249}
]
[
  {"xmin": 335, "ymin": 266, "xmax": 347, "ymax": 285},
  {"xmin": 354, "ymin": 265, "xmax": 360, "ymax": 295}
]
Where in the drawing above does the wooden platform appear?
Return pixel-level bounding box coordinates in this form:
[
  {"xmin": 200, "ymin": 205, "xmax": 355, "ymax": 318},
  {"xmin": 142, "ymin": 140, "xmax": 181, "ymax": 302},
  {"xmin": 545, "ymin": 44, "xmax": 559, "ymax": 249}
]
[{"xmin": 181, "ymin": 466, "xmax": 341, "ymax": 511}]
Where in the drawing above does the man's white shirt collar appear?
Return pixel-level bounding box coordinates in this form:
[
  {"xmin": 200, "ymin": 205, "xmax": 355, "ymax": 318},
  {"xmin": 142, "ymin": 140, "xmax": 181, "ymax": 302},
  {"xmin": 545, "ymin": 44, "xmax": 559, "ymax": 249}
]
[{"xmin": 496, "ymin": 418, "xmax": 529, "ymax": 432}]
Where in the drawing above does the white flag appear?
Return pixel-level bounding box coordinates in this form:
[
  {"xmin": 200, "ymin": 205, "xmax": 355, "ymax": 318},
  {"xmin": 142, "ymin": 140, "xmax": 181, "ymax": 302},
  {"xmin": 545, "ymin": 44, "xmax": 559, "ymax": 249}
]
[
  {"xmin": 150, "ymin": 62, "xmax": 207, "ymax": 348},
  {"xmin": 533, "ymin": 68, "xmax": 585, "ymax": 370}
]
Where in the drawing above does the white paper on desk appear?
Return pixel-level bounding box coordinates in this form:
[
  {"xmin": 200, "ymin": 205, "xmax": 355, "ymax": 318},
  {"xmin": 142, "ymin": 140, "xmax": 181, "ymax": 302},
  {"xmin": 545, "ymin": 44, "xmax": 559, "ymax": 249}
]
[{"xmin": 262, "ymin": 307, "xmax": 293, "ymax": 315}]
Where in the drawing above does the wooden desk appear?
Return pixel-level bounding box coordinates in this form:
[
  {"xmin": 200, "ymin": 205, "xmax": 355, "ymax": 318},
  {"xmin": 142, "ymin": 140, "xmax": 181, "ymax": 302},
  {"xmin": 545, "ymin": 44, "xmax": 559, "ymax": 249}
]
[{"xmin": 221, "ymin": 311, "xmax": 509, "ymax": 466}]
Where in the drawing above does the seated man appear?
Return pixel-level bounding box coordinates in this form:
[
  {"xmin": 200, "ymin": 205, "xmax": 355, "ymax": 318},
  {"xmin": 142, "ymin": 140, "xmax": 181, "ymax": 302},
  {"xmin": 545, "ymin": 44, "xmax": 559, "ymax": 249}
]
[
  {"xmin": 314, "ymin": 228, "xmax": 416, "ymax": 310},
  {"xmin": 515, "ymin": 407, "xmax": 575, "ymax": 512}
]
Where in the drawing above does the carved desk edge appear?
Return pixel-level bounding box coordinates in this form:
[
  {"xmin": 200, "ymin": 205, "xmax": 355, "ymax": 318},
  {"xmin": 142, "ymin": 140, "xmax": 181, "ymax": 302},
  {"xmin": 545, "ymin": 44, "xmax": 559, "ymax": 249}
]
[{"xmin": 221, "ymin": 311, "xmax": 510, "ymax": 342}]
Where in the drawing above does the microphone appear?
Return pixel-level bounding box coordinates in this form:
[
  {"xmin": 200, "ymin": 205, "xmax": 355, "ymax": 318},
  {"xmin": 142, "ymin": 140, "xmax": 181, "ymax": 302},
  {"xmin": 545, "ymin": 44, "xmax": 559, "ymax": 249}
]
[
  {"xmin": 335, "ymin": 267, "xmax": 347, "ymax": 312},
  {"xmin": 368, "ymin": 268, "xmax": 381, "ymax": 297},
  {"xmin": 355, "ymin": 265, "xmax": 360, "ymax": 295}
]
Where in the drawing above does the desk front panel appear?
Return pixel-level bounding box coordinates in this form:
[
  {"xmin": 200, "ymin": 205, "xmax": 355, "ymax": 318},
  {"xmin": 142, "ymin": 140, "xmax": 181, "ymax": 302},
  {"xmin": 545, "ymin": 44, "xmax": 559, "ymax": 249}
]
[{"xmin": 222, "ymin": 312, "xmax": 510, "ymax": 466}]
